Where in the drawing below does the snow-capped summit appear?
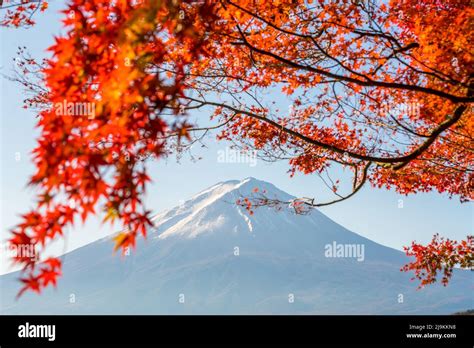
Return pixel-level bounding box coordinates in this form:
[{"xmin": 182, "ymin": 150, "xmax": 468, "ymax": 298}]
[
  {"xmin": 1, "ymin": 178, "xmax": 472, "ymax": 314},
  {"xmin": 151, "ymin": 177, "xmax": 293, "ymax": 239}
]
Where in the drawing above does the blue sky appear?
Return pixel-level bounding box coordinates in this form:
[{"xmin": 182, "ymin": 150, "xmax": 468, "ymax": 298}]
[{"xmin": 1, "ymin": 1, "xmax": 472, "ymax": 274}]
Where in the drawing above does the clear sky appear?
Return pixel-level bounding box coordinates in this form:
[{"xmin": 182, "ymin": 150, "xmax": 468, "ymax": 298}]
[{"xmin": 1, "ymin": 1, "xmax": 472, "ymax": 274}]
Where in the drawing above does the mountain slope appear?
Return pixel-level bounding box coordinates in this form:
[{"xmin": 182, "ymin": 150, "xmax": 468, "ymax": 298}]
[{"xmin": 1, "ymin": 178, "xmax": 472, "ymax": 314}]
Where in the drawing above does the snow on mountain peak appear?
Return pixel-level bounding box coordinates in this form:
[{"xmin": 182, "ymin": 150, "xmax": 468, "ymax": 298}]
[{"xmin": 151, "ymin": 177, "xmax": 294, "ymax": 239}]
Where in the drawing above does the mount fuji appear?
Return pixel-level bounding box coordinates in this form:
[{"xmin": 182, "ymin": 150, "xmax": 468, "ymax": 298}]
[{"xmin": 0, "ymin": 178, "xmax": 472, "ymax": 314}]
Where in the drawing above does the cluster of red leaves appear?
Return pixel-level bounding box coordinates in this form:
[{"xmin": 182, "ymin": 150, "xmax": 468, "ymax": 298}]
[
  {"xmin": 9, "ymin": 0, "xmax": 218, "ymax": 296},
  {"xmin": 235, "ymin": 197, "xmax": 254, "ymax": 216},
  {"xmin": 0, "ymin": 0, "xmax": 49, "ymax": 27},
  {"xmin": 17, "ymin": 258, "xmax": 61, "ymax": 298},
  {"xmin": 235, "ymin": 187, "xmax": 312, "ymax": 216},
  {"xmin": 402, "ymin": 234, "xmax": 473, "ymax": 288}
]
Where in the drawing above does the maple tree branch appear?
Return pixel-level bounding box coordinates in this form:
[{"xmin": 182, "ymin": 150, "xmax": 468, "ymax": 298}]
[
  {"xmin": 184, "ymin": 97, "xmax": 469, "ymax": 167},
  {"xmin": 312, "ymin": 161, "xmax": 371, "ymax": 207},
  {"xmin": 391, "ymin": 78, "xmax": 474, "ymax": 170},
  {"xmin": 238, "ymin": 161, "xmax": 371, "ymax": 214},
  {"xmin": 390, "ymin": 103, "xmax": 469, "ymax": 170},
  {"xmin": 0, "ymin": 1, "xmax": 42, "ymax": 10},
  {"xmin": 233, "ymin": 27, "xmax": 473, "ymax": 104},
  {"xmin": 226, "ymin": 0, "xmax": 465, "ymax": 89}
]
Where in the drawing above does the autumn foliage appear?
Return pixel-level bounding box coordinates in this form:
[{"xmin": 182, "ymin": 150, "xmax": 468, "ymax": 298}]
[
  {"xmin": 0, "ymin": 0, "xmax": 49, "ymax": 27},
  {"xmin": 1, "ymin": 0, "xmax": 472, "ymax": 295},
  {"xmin": 402, "ymin": 234, "xmax": 473, "ymax": 288}
]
